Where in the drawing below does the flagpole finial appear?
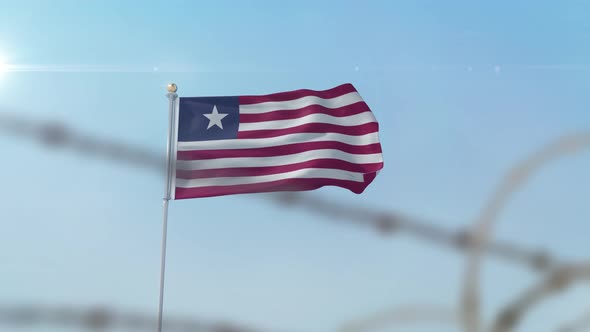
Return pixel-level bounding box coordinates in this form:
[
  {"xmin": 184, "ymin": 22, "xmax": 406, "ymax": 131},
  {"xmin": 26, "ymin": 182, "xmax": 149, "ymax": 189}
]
[{"xmin": 167, "ymin": 83, "xmax": 178, "ymax": 93}]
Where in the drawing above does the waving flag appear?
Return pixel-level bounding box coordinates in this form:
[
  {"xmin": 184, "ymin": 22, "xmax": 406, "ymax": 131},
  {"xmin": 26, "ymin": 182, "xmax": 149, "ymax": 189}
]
[{"xmin": 173, "ymin": 83, "xmax": 383, "ymax": 199}]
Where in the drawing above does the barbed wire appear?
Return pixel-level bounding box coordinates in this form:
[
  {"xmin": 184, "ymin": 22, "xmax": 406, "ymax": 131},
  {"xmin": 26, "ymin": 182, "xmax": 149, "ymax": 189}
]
[
  {"xmin": 0, "ymin": 304, "xmax": 276, "ymax": 332},
  {"xmin": 314, "ymin": 132, "xmax": 590, "ymax": 332},
  {"xmin": 491, "ymin": 261, "xmax": 590, "ymax": 332},
  {"xmin": 272, "ymin": 192, "xmax": 558, "ymax": 271},
  {"xmin": 461, "ymin": 132, "xmax": 590, "ymax": 332},
  {"xmin": 0, "ymin": 112, "xmax": 164, "ymax": 170},
  {"xmin": 0, "ymin": 111, "xmax": 557, "ymax": 272},
  {"xmin": 2, "ymin": 111, "xmax": 589, "ymax": 332}
]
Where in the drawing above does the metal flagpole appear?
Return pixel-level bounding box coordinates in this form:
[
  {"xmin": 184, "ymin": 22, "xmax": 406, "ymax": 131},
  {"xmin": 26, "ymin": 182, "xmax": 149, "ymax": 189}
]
[{"xmin": 157, "ymin": 83, "xmax": 178, "ymax": 332}]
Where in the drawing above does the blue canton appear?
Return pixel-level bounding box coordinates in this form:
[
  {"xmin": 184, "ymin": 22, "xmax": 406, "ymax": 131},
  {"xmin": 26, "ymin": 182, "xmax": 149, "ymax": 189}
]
[{"xmin": 177, "ymin": 96, "xmax": 240, "ymax": 142}]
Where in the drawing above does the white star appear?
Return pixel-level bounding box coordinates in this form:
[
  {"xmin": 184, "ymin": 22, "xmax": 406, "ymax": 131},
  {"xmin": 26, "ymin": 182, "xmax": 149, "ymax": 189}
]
[{"xmin": 203, "ymin": 105, "xmax": 228, "ymax": 130}]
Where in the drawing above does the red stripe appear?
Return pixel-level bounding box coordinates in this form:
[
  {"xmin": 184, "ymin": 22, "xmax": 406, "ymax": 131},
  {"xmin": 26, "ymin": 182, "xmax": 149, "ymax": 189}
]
[
  {"xmin": 178, "ymin": 142, "xmax": 382, "ymax": 160},
  {"xmin": 237, "ymin": 122, "xmax": 379, "ymax": 139},
  {"xmin": 239, "ymin": 83, "xmax": 357, "ymax": 105},
  {"xmin": 175, "ymin": 172, "xmax": 377, "ymax": 199},
  {"xmin": 176, "ymin": 160, "xmax": 384, "ymax": 179},
  {"xmin": 239, "ymin": 102, "xmax": 370, "ymax": 123}
]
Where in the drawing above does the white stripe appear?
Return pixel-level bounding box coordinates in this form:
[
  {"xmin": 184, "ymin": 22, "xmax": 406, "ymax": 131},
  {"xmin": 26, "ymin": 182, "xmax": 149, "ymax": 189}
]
[
  {"xmin": 238, "ymin": 111, "xmax": 376, "ymax": 132},
  {"xmin": 177, "ymin": 149, "xmax": 383, "ymax": 170},
  {"xmin": 177, "ymin": 132, "xmax": 380, "ymax": 151},
  {"xmin": 239, "ymin": 92, "xmax": 364, "ymax": 114},
  {"xmin": 171, "ymin": 97, "xmax": 180, "ymax": 200},
  {"xmin": 176, "ymin": 168, "xmax": 365, "ymax": 188}
]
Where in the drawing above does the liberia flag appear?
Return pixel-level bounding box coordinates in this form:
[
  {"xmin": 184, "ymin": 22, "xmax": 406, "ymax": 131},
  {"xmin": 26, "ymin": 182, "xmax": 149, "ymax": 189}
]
[{"xmin": 172, "ymin": 83, "xmax": 383, "ymax": 199}]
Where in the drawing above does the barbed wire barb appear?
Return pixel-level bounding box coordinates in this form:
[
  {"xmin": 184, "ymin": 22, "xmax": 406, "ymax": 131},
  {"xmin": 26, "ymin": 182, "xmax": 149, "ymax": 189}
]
[
  {"xmin": 0, "ymin": 304, "xmax": 281, "ymax": 332},
  {"xmin": 490, "ymin": 261, "xmax": 590, "ymax": 332},
  {"xmin": 0, "ymin": 111, "xmax": 559, "ymax": 272},
  {"xmin": 461, "ymin": 132, "xmax": 590, "ymax": 332},
  {"xmin": 3, "ymin": 111, "xmax": 590, "ymax": 332}
]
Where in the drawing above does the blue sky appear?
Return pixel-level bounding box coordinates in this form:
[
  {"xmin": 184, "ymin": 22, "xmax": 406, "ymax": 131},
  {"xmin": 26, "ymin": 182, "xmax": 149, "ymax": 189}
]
[{"xmin": 1, "ymin": 1, "xmax": 589, "ymax": 331}]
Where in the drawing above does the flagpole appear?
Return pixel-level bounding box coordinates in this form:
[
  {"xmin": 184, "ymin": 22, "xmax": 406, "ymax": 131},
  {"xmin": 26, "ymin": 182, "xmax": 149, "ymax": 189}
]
[{"xmin": 157, "ymin": 83, "xmax": 178, "ymax": 332}]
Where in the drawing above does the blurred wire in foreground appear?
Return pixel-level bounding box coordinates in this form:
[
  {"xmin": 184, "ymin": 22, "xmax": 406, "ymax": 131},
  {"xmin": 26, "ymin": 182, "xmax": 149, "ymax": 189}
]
[
  {"xmin": 0, "ymin": 111, "xmax": 556, "ymax": 273},
  {"xmin": 272, "ymin": 192, "xmax": 557, "ymax": 272},
  {"xmin": 0, "ymin": 304, "xmax": 276, "ymax": 332},
  {"xmin": 3, "ymin": 111, "xmax": 590, "ymax": 332},
  {"xmin": 327, "ymin": 133, "xmax": 590, "ymax": 332},
  {"xmin": 461, "ymin": 132, "xmax": 590, "ymax": 332},
  {"xmin": 0, "ymin": 112, "xmax": 163, "ymax": 171},
  {"xmin": 491, "ymin": 261, "xmax": 590, "ymax": 332}
]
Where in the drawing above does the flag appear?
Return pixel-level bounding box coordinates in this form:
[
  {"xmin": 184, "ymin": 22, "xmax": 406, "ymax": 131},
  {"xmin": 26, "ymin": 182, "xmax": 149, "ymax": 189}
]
[{"xmin": 173, "ymin": 83, "xmax": 383, "ymax": 199}]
